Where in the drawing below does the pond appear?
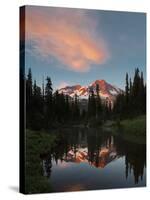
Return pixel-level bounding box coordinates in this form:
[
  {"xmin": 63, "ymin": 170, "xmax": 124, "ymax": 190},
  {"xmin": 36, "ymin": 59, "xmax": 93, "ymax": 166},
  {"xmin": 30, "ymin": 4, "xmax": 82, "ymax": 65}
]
[{"xmin": 41, "ymin": 128, "xmax": 146, "ymax": 192}]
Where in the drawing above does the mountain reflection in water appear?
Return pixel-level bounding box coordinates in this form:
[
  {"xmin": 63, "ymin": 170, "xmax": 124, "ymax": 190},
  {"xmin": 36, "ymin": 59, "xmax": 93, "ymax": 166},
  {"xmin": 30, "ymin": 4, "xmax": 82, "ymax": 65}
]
[
  {"xmin": 41, "ymin": 128, "xmax": 146, "ymax": 192},
  {"xmin": 62, "ymin": 136, "xmax": 118, "ymax": 168}
]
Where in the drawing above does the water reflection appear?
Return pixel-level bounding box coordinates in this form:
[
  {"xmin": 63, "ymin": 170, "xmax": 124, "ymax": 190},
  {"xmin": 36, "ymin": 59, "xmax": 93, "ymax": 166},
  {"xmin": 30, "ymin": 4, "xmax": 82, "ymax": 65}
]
[
  {"xmin": 41, "ymin": 128, "xmax": 146, "ymax": 191},
  {"xmin": 114, "ymin": 136, "xmax": 146, "ymax": 184}
]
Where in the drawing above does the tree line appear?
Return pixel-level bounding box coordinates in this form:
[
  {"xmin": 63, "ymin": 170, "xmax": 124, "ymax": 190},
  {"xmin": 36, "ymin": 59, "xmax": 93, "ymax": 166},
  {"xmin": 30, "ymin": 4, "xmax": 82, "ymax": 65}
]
[
  {"xmin": 113, "ymin": 68, "xmax": 146, "ymax": 120},
  {"xmin": 26, "ymin": 68, "xmax": 81, "ymax": 130},
  {"xmin": 25, "ymin": 67, "xmax": 146, "ymax": 130}
]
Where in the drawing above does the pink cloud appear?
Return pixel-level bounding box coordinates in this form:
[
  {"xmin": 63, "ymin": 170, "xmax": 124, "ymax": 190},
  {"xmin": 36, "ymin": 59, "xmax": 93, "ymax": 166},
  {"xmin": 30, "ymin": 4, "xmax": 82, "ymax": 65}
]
[{"xmin": 25, "ymin": 6, "xmax": 109, "ymax": 72}]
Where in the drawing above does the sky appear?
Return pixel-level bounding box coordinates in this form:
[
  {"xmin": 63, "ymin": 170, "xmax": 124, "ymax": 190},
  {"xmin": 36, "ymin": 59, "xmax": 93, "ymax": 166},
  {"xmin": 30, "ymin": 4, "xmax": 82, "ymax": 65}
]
[{"xmin": 24, "ymin": 6, "xmax": 146, "ymax": 90}]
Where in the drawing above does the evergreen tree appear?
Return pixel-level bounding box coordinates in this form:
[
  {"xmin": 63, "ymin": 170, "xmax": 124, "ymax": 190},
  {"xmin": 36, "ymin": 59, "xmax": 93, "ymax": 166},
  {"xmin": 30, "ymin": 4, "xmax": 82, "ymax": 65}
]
[
  {"xmin": 144, "ymin": 83, "xmax": 146, "ymax": 113},
  {"xmin": 128, "ymin": 77, "xmax": 133, "ymax": 116},
  {"xmin": 31, "ymin": 80, "xmax": 43, "ymax": 130},
  {"xmin": 132, "ymin": 68, "xmax": 142, "ymax": 115},
  {"xmin": 129, "ymin": 78, "xmax": 132, "ymax": 94},
  {"xmin": 95, "ymin": 84, "xmax": 99, "ymax": 119},
  {"xmin": 65, "ymin": 95, "xmax": 71, "ymax": 121},
  {"xmin": 88, "ymin": 87, "xmax": 96, "ymax": 119},
  {"xmin": 74, "ymin": 94, "xmax": 80, "ymax": 121},
  {"xmin": 53, "ymin": 90, "xmax": 59, "ymax": 122},
  {"xmin": 113, "ymin": 68, "xmax": 146, "ymax": 119},
  {"xmin": 26, "ymin": 68, "xmax": 33, "ymax": 128},
  {"xmin": 26, "ymin": 68, "xmax": 32, "ymax": 109},
  {"xmin": 81, "ymin": 109, "xmax": 86, "ymax": 121},
  {"xmin": 139, "ymin": 72, "xmax": 145, "ymax": 113},
  {"xmin": 113, "ymin": 93, "xmax": 125, "ymax": 120},
  {"xmin": 59, "ymin": 92, "xmax": 66, "ymax": 122},
  {"xmin": 125, "ymin": 73, "xmax": 129, "ymax": 117},
  {"xmin": 45, "ymin": 77, "xmax": 53, "ymax": 128},
  {"xmin": 125, "ymin": 73, "xmax": 129, "ymax": 104},
  {"xmin": 96, "ymin": 84, "xmax": 102, "ymax": 119},
  {"xmin": 88, "ymin": 92, "xmax": 91, "ymax": 118}
]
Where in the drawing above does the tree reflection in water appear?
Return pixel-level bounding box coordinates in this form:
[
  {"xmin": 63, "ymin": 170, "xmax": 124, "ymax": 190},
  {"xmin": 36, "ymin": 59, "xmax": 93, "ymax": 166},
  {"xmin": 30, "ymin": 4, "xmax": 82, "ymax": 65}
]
[{"xmin": 41, "ymin": 128, "xmax": 146, "ymax": 185}]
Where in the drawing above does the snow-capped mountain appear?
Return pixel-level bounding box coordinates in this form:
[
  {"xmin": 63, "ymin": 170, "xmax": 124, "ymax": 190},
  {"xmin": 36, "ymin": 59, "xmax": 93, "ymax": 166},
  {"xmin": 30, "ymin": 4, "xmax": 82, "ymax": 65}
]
[{"xmin": 58, "ymin": 80, "xmax": 123, "ymax": 102}]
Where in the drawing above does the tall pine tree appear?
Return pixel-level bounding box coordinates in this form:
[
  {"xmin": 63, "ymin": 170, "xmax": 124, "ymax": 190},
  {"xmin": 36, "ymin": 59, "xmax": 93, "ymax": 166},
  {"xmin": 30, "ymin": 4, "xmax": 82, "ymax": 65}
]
[
  {"xmin": 26, "ymin": 68, "xmax": 33, "ymax": 128},
  {"xmin": 45, "ymin": 77, "xmax": 53, "ymax": 128}
]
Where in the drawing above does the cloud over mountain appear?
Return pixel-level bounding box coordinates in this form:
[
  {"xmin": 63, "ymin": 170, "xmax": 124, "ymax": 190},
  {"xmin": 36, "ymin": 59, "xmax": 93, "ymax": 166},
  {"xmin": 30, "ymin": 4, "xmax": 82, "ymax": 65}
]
[{"xmin": 25, "ymin": 6, "xmax": 108, "ymax": 72}]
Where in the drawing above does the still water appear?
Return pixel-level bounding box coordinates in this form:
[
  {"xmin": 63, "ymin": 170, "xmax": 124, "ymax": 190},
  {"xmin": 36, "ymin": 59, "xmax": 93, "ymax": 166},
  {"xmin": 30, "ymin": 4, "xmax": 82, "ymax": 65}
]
[{"xmin": 41, "ymin": 128, "xmax": 146, "ymax": 192}]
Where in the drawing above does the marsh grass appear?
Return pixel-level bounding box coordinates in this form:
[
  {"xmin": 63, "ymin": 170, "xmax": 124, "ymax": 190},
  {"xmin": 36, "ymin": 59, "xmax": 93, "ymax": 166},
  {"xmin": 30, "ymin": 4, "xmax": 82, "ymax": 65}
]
[
  {"xmin": 120, "ymin": 115, "xmax": 146, "ymax": 136},
  {"xmin": 119, "ymin": 115, "xmax": 146, "ymax": 144},
  {"xmin": 25, "ymin": 129, "xmax": 56, "ymax": 194}
]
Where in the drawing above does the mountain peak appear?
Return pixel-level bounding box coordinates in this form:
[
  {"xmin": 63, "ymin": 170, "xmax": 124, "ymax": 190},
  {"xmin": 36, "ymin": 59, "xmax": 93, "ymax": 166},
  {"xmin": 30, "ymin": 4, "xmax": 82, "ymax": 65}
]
[
  {"xmin": 58, "ymin": 79, "xmax": 123, "ymax": 101},
  {"xmin": 95, "ymin": 79, "xmax": 106, "ymax": 84}
]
